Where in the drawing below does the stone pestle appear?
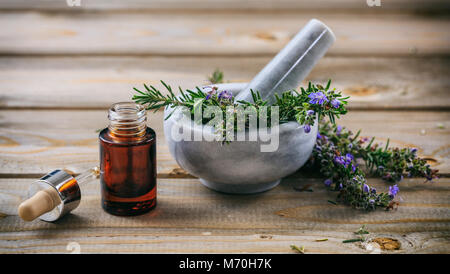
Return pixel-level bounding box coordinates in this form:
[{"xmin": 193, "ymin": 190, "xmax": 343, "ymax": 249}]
[{"xmin": 234, "ymin": 19, "xmax": 336, "ymax": 104}]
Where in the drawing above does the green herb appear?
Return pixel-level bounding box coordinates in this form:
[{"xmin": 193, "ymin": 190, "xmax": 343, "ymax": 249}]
[
  {"xmin": 290, "ymin": 244, "xmax": 305, "ymax": 253},
  {"xmin": 132, "ymin": 81, "xmax": 208, "ymax": 117},
  {"xmin": 208, "ymin": 69, "xmax": 224, "ymax": 84},
  {"xmin": 343, "ymin": 226, "xmax": 369, "ymax": 243},
  {"xmin": 309, "ymin": 120, "xmax": 438, "ymax": 210},
  {"xmin": 355, "ymin": 225, "xmax": 369, "ymax": 235},
  {"xmin": 132, "ymin": 79, "xmax": 348, "ymax": 142},
  {"xmin": 342, "ymin": 238, "xmax": 364, "ymax": 243}
]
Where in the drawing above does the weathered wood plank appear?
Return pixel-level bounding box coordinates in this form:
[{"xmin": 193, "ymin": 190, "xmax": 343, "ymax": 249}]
[
  {"xmin": 1, "ymin": 56, "xmax": 449, "ymax": 109},
  {"xmin": 0, "ymin": 229, "xmax": 448, "ymax": 254},
  {"xmin": 0, "ymin": 0, "xmax": 448, "ymax": 12},
  {"xmin": 0, "ymin": 12, "xmax": 449, "ymax": 56},
  {"xmin": 0, "ymin": 110, "xmax": 448, "ymax": 175},
  {"xmin": 0, "ymin": 177, "xmax": 448, "ymax": 253}
]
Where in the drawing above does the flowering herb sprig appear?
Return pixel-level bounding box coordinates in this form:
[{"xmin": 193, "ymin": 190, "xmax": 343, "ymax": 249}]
[
  {"xmin": 272, "ymin": 80, "xmax": 348, "ymax": 132},
  {"xmin": 309, "ymin": 120, "xmax": 438, "ymax": 210},
  {"xmin": 132, "ymin": 81, "xmax": 235, "ymax": 122},
  {"xmin": 317, "ymin": 121, "xmax": 439, "ymax": 183},
  {"xmin": 313, "ymin": 132, "xmax": 394, "ymax": 210},
  {"xmin": 132, "ymin": 80, "xmax": 348, "ymax": 137}
]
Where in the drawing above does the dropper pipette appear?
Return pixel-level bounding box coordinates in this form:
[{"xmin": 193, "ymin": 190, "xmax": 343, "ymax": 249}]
[{"xmin": 18, "ymin": 167, "xmax": 99, "ymax": 222}]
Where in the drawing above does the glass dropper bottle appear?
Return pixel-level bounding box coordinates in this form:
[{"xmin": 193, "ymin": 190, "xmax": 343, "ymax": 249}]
[
  {"xmin": 98, "ymin": 102, "xmax": 157, "ymax": 216},
  {"xmin": 18, "ymin": 167, "xmax": 100, "ymax": 222}
]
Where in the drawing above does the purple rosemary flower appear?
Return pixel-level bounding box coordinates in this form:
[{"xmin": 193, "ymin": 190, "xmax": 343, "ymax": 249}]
[
  {"xmin": 308, "ymin": 92, "xmax": 329, "ymax": 105},
  {"xmin": 324, "ymin": 179, "xmax": 332, "ymax": 187},
  {"xmin": 369, "ymin": 199, "xmax": 375, "ymax": 205},
  {"xmin": 205, "ymin": 87, "xmax": 217, "ymax": 100},
  {"xmin": 317, "ymin": 132, "xmax": 322, "ymax": 139},
  {"xmin": 389, "ymin": 184, "xmax": 399, "ymax": 197},
  {"xmin": 303, "ymin": 124, "xmax": 311, "ymax": 133},
  {"xmin": 371, "ymin": 187, "xmax": 377, "ymax": 194},
  {"xmin": 307, "ymin": 110, "xmax": 315, "ymax": 116},
  {"xmin": 348, "ymin": 143, "xmax": 353, "ymax": 149},
  {"xmin": 345, "ymin": 153, "xmax": 354, "ymax": 161},
  {"xmin": 334, "ymin": 153, "xmax": 354, "ymax": 168},
  {"xmin": 363, "ymin": 184, "xmax": 370, "ymax": 193},
  {"xmin": 218, "ymin": 90, "xmax": 232, "ymax": 100},
  {"xmin": 339, "ymin": 183, "xmax": 343, "ymax": 190},
  {"xmin": 331, "ymin": 99, "xmax": 340, "ymax": 108},
  {"xmin": 334, "ymin": 155, "xmax": 345, "ymax": 166},
  {"xmin": 336, "ymin": 125, "xmax": 342, "ymax": 136},
  {"xmin": 410, "ymin": 148, "xmax": 418, "ymax": 154}
]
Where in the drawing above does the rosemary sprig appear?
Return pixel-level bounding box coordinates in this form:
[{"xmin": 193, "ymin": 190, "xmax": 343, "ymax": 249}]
[
  {"xmin": 317, "ymin": 121, "xmax": 438, "ymax": 183},
  {"xmin": 308, "ymin": 119, "xmax": 438, "ymax": 210},
  {"xmin": 132, "ymin": 81, "xmax": 208, "ymax": 120},
  {"xmin": 355, "ymin": 225, "xmax": 370, "ymax": 235},
  {"xmin": 343, "ymin": 225, "xmax": 370, "ymax": 243},
  {"xmin": 290, "ymin": 244, "xmax": 305, "ymax": 254},
  {"xmin": 343, "ymin": 238, "xmax": 364, "ymax": 243},
  {"xmin": 208, "ymin": 69, "xmax": 224, "ymax": 84},
  {"xmin": 132, "ymin": 80, "xmax": 348, "ymax": 139}
]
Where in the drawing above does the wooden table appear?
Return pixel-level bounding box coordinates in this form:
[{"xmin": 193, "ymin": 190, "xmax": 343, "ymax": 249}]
[{"xmin": 0, "ymin": 0, "xmax": 449, "ymax": 254}]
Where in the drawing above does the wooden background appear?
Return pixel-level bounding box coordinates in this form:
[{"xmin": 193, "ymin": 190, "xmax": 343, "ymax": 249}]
[{"xmin": 0, "ymin": 0, "xmax": 449, "ymax": 253}]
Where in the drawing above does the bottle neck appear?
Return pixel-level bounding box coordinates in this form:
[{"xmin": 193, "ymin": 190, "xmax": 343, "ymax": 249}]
[{"xmin": 108, "ymin": 102, "xmax": 147, "ymax": 140}]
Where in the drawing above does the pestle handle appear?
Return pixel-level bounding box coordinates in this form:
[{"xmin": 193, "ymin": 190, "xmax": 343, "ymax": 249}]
[
  {"xmin": 18, "ymin": 187, "xmax": 61, "ymax": 222},
  {"xmin": 235, "ymin": 19, "xmax": 335, "ymax": 103}
]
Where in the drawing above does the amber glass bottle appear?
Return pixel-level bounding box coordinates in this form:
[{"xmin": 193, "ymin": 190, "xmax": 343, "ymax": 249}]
[{"xmin": 99, "ymin": 102, "xmax": 156, "ymax": 216}]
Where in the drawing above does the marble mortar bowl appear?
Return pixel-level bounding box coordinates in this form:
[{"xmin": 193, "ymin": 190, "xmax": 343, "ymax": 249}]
[{"xmin": 163, "ymin": 83, "xmax": 318, "ymax": 194}]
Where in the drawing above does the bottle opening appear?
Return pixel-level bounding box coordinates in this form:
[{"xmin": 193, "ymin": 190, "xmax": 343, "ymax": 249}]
[{"xmin": 108, "ymin": 102, "xmax": 147, "ymax": 138}]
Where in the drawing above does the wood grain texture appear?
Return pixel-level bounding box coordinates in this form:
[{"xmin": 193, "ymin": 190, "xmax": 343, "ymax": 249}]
[
  {"xmin": 0, "ymin": 56, "xmax": 449, "ymax": 109},
  {"xmin": 0, "ymin": 12, "xmax": 449, "ymax": 56},
  {"xmin": 0, "ymin": 109, "xmax": 448, "ymax": 175},
  {"xmin": 0, "ymin": 177, "xmax": 448, "ymax": 253},
  {"xmin": 0, "ymin": 0, "xmax": 448, "ymax": 12},
  {"xmin": 0, "ymin": 1, "xmax": 449, "ymax": 254}
]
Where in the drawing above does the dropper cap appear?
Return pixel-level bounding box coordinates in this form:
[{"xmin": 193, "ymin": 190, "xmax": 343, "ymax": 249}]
[{"xmin": 18, "ymin": 167, "xmax": 99, "ymax": 222}]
